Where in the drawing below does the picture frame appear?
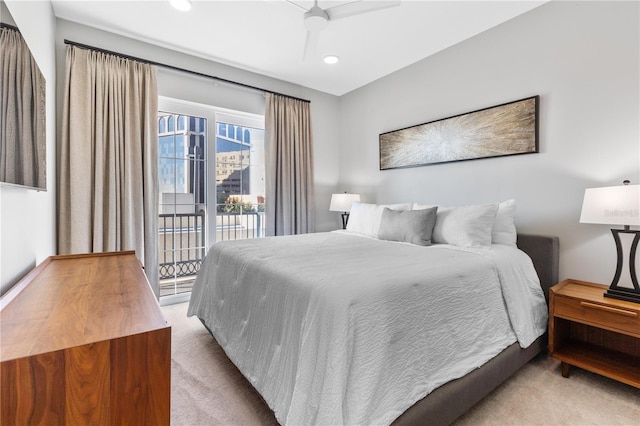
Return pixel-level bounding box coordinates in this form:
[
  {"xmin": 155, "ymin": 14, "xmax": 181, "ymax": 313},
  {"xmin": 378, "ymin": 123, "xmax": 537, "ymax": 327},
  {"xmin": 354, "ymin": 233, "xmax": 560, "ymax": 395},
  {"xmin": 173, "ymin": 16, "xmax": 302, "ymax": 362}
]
[{"xmin": 379, "ymin": 96, "xmax": 539, "ymax": 170}]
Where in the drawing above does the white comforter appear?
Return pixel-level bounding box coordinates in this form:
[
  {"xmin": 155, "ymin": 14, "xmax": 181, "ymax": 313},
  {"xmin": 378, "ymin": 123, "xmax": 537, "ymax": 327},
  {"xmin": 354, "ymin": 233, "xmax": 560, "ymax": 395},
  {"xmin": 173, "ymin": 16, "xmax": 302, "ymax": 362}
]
[{"xmin": 188, "ymin": 231, "xmax": 547, "ymax": 425}]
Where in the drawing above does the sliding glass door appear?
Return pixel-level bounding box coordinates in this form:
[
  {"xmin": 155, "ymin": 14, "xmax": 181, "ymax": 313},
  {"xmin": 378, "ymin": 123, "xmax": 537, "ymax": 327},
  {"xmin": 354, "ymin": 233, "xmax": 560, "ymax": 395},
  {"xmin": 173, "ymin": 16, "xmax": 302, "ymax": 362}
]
[
  {"xmin": 214, "ymin": 112, "xmax": 266, "ymax": 242},
  {"xmin": 157, "ymin": 97, "xmax": 265, "ymax": 304},
  {"xmin": 157, "ymin": 111, "xmax": 207, "ymax": 300}
]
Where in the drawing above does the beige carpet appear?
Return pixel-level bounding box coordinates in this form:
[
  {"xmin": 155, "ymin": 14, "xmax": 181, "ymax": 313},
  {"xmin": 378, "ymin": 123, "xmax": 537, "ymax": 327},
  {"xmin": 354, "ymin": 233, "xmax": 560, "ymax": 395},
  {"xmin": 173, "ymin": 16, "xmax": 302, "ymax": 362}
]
[{"xmin": 162, "ymin": 302, "xmax": 640, "ymax": 426}]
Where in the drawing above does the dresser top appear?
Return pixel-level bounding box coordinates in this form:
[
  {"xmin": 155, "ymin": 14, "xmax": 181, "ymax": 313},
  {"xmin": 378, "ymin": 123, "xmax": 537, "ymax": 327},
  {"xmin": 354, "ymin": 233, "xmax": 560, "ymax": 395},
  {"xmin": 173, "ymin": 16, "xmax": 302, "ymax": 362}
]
[{"xmin": 1, "ymin": 251, "xmax": 168, "ymax": 361}]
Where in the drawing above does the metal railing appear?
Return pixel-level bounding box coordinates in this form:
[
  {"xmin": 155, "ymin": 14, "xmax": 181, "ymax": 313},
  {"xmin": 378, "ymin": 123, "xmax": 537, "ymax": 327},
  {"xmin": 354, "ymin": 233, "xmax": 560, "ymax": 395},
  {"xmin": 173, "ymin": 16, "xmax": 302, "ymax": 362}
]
[
  {"xmin": 158, "ymin": 212, "xmax": 206, "ymax": 281},
  {"xmin": 216, "ymin": 211, "xmax": 265, "ymax": 241},
  {"xmin": 158, "ymin": 211, "xmax": 265, "ymax": 297}
]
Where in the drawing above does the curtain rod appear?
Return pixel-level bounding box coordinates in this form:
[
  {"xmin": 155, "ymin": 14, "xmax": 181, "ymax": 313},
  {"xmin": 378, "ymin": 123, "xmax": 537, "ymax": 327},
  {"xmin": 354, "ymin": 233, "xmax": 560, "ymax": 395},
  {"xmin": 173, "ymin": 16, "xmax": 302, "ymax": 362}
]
[
  {"xmin": 63, "ymin": 39, "xmax": 310, "ymax": 104},
  {"xmin": 1, "ymin": 23, "xmax": 20, "ymax": 32}
]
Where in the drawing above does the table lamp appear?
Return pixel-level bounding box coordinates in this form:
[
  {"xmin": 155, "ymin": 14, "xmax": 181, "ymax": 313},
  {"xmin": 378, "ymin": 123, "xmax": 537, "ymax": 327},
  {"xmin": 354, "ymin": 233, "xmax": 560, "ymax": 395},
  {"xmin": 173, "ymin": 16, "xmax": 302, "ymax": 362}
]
[
  {"xmin": 580, "ymin": 180, "xmax": 640, "ymax": 302},
  {"xmin": 330, "ymin": 192, "xmax": 360, "ymax": 229}
]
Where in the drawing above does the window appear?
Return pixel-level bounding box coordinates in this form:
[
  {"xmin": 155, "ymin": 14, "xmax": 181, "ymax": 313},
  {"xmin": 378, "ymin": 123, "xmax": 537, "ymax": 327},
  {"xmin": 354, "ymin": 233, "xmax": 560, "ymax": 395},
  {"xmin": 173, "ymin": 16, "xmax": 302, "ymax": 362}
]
[
  {"xmin": 158, "ymin": 112, "xmax": 207, "ymax": 300},
  {"xmin": 215, "ymin": 119, "xmax": 265, "ymax": 241},
  {"xmin": 157, "ymin": 98, "xmax": 265, "ymax": 304}
]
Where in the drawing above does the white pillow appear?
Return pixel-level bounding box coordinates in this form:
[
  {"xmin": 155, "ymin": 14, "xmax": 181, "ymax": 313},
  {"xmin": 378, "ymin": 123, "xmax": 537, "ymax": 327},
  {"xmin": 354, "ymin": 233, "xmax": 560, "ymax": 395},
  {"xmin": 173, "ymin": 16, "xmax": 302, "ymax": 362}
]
[
  {"xmin": 492, "ymin": 199, "xmax": 517, "ymax": 246},
  {"xmin": 346, "ymin": 202, "xmax": 412, "ymax": 237},
  {"xmin": 432, "ymin": 203, "xmax": 499, "ymax": 248}
]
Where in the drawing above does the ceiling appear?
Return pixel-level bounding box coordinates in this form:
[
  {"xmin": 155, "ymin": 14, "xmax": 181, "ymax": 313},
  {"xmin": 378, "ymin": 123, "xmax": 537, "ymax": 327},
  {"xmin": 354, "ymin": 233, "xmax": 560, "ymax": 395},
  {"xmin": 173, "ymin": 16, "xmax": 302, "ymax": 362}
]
[{"xmin": 50, "ymin": 0, "xmax": 547, "ymax": 96}]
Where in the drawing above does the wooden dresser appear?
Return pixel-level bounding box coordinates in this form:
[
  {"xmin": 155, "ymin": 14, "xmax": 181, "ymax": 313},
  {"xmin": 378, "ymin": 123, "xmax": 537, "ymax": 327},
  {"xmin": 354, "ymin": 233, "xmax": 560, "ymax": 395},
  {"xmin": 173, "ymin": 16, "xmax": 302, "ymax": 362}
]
[{"xmin": 0, "ymin": 251, "xmax": 171, "ymax": 425}]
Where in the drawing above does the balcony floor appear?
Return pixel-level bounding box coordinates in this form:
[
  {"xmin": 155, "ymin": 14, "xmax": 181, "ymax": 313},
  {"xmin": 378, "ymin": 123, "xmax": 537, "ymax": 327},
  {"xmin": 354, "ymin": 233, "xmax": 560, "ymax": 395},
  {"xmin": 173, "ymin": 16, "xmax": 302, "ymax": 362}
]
[{"xmin": 159, "ymin": 276, "xmax": 195, "ymax": 298}]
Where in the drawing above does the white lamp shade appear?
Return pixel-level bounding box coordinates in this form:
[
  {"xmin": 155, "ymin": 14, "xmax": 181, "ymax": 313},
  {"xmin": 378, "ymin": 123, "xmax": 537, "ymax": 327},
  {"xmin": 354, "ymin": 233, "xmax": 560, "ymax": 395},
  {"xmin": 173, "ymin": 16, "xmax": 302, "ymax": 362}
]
[
  {"xmin": 580, "ymin": 184, "xmax": 640, "ymax": 226},
  {"xmin": 330, "ymin": 193, "xmax": 360, "ymax": 212}
]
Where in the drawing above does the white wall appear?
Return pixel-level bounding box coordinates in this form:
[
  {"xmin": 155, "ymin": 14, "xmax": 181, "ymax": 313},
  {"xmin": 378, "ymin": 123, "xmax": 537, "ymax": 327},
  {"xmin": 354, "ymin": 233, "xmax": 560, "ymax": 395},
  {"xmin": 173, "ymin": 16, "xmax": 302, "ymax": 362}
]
[
  {"xmin": 337, "ymin": 1, "xmax": 639, "ymax": 284},
  {"xmin": 0, "ymin": 1, "xmax": 57, "ymax": 295}
]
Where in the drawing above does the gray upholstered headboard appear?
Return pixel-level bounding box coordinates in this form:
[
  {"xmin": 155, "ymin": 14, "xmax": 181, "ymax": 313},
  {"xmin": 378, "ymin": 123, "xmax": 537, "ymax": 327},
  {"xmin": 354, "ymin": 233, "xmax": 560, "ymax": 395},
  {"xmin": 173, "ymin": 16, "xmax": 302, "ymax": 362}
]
[{"xmin": 516, "ymin": 234, "xmax": 560, "ymax": 303}]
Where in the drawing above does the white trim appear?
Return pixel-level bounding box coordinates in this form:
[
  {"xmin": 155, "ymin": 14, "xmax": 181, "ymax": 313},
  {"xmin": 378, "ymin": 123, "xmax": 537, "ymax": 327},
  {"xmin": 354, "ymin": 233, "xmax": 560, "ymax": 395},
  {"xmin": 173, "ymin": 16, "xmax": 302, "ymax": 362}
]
[{"xmin": 159, "ymin": 291, "xmax": 191, "ymax": 306}]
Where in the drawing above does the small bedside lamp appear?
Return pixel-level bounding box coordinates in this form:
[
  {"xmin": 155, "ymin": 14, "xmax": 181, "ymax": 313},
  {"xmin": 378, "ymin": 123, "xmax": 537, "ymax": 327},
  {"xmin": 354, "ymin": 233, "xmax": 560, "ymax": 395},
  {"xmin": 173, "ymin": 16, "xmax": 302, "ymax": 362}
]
[
  {"xmin": 580, "ymin": 180, "xmax": 640, "ymax": 303},
  {"xmin": 330, "ymin": 192, "xmax": 360, "ymax": 229}
]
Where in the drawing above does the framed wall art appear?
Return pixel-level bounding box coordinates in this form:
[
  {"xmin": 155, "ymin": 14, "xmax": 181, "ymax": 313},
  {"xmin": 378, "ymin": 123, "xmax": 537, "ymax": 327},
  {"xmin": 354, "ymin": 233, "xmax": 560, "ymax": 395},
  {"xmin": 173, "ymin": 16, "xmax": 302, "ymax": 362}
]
[{"xmin": 379, "ymin": 96, "xmax": 539, "ymax": 170}]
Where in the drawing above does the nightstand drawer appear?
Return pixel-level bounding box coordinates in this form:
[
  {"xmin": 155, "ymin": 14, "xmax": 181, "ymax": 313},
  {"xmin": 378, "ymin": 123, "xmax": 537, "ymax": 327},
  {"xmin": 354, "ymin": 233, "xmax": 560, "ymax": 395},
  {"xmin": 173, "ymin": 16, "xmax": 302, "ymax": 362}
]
[{"xmin": 555, "ymin": 295, "xmax": 640, "ymax": 337}]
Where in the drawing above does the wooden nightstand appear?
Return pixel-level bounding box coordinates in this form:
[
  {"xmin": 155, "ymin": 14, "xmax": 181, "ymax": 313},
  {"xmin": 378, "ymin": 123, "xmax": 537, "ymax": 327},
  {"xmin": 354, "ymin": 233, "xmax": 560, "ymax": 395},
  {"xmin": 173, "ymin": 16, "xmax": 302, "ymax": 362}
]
[{"xmin": 549, "ymin": 279, "xmax": 640, "ymax": 388}]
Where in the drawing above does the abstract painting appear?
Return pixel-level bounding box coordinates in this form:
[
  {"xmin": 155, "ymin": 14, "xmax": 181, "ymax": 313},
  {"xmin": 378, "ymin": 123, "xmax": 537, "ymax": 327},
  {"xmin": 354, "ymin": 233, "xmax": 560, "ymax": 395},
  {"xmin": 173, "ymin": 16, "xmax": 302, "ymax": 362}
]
[{"xmin": 379, "ymin": 96, "xmax": 538, "ymax": 170}]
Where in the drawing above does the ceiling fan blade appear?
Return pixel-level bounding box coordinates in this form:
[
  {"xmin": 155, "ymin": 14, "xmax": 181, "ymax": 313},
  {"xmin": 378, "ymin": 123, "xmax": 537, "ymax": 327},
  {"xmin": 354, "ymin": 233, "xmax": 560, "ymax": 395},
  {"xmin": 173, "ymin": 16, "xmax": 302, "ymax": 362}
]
[
  {"xmin": 303, "ymin": 28, "xmax": 320, "ymax": 60},
  {"xmin": 285, "ymin": 0, "xmax": 309, "ymax": 12},
  {"xmin": 326, "ymin": 0, "xmax": 400, "ymax": 20}
]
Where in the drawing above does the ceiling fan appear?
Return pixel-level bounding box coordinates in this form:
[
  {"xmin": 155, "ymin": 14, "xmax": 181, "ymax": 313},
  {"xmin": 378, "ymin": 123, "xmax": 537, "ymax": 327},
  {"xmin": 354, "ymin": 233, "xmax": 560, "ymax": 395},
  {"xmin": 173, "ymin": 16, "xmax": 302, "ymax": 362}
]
[{"xmin": 286, "ymin": 0, "xmax": 401, "ymax": 59}]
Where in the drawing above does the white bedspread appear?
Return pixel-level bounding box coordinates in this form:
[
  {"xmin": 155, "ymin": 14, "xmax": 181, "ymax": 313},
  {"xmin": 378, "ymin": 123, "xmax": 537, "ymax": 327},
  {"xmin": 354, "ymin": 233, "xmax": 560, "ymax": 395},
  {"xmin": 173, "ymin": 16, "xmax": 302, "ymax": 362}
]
[{"xmin": 188, "ymin": 232, "xmax": 547, "ymax": 425}]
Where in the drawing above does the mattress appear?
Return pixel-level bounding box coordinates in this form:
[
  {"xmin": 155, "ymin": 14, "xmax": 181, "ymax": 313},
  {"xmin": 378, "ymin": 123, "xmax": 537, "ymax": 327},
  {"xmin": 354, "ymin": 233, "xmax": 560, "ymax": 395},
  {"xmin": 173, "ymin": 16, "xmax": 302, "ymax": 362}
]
[{"xmin": 187, "ymin": 231, "xmax": 548, "ymax": 425}]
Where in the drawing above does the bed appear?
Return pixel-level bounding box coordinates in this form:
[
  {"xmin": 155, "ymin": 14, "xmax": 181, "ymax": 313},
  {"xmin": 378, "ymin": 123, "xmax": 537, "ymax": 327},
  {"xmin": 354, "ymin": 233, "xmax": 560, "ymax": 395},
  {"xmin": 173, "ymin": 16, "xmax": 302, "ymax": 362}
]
[{"xmin": 188, "ymin": 201, "xmax": 559, "ymax": 425}]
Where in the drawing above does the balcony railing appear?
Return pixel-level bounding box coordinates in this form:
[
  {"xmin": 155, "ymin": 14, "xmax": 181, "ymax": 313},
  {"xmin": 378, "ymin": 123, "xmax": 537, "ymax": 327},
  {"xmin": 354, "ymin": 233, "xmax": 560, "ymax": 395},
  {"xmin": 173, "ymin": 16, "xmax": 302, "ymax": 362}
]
[
  {"xmin": 158, "ymin": 211, "xmax": 265, "ymax": 297},
  {"xmin": 158, "ymin": 212, "xmax": 206, "ymax": 282},
  {"xmin": 216, "ymin": 211, "xmax": 265, "ymax": 241}
]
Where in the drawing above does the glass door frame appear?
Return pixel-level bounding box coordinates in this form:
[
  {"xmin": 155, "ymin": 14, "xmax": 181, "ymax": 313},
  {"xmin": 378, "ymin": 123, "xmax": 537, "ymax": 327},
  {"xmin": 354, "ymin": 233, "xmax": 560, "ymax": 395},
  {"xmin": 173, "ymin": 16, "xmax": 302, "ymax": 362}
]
[{"xmin": 157, "ymin": 96, "xmax": 264, "ymax": 305}]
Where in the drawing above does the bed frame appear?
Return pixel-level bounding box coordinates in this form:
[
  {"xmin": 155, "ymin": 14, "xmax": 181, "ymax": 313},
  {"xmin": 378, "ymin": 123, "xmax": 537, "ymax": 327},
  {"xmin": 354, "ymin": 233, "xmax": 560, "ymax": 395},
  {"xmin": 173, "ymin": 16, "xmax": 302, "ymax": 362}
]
[{"xmin": 393, "ymin": 234, "xmax": 560, "ymax": 426}]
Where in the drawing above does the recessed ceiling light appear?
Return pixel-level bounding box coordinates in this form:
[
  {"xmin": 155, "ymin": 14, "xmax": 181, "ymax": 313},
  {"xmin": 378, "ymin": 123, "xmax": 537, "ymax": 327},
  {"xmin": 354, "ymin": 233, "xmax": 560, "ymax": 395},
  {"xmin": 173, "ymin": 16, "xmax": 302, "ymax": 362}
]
[
  {"xmin": 169, "ymin": 0, "xmax": 192, "ymax": 11},
  {"xmin": 324, "ymin": 55, "xmax": 340, "ymax": 65}
]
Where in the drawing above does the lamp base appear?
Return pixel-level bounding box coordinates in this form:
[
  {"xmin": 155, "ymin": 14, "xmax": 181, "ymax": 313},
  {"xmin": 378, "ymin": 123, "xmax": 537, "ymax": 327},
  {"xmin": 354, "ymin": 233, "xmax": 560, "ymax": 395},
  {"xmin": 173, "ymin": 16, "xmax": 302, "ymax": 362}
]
[
  {"xmin": 341, "ymin": 213, "xmax": 350, "ymax": 230},
  {"xmin": 606, "ymin": 229, "xmax": 640, "ymax": 304},
  {"xmin": 604, "ymin": 287, "xmax": 640, "ymax": 303}
]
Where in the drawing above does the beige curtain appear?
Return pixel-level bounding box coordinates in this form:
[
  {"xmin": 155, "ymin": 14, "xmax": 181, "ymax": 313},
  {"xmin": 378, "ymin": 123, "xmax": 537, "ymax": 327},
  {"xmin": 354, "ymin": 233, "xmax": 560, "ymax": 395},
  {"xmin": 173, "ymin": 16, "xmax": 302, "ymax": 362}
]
[
  {"xmin": 265, "ymin": 93, "xmax": 315, "ymax": 236},
  {"xmin": 0, "ymin": 27, "xmax": 46, "ymax": 189},
  {"xmin": 59, "ymin": 45, "xmax": 159, "ymax": 293}
]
